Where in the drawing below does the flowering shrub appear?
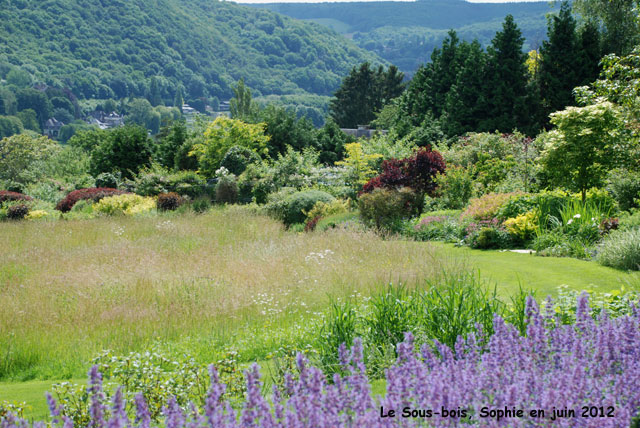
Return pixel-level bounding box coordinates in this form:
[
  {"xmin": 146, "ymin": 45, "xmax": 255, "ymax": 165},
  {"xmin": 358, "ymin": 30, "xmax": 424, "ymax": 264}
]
[
  {"xmin": 93, "ymin": 194, "xmax": 156, "ymax": 216},
  {"xmin": 55, "ymin": 188, "xmax": 127, "ymax": 212},
  {"xmin": 411, "ymin": 215, "xmax": 463, "ymax": 242},
  {"xmin": 0, "ymin": 190, "xmax": 32, "ymax": 204},
  {"xmin": 6, "ymin": 295, "xmax": 640, "ymax": 428}
]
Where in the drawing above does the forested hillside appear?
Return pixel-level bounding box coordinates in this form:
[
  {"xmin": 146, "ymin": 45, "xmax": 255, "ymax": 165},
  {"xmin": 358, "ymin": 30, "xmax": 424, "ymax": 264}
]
[
  {"xmin": 250, "ymin": 0, "xmax": 551, "ymax": 74},
  {"xmin": 0, "ymin": 0, "xmax": 380, "ymax": 102}
]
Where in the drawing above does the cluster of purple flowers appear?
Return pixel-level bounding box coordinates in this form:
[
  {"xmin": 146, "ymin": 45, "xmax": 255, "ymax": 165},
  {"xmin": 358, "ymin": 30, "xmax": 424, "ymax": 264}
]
[
  {"xmin": 414, "ymin": 216, "xmax": 447, "ymax": 230},
  {"xmin": 2, "ymin": 295, "xmax": 639, "ymax": 427},
  {"xmin": 464, "ymin": 217, "xmax": 502, "ymax": 236}
]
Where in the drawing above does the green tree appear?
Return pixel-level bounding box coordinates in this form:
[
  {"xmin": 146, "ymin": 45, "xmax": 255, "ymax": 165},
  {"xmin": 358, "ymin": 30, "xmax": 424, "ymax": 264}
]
[
  {"xmin": 16, "ymin": 88, "xmax": 51, "ymax": 127},
  {"xmin": 190, "ymin": 116, "xmax": 270, "ymax": 177},
  {"xmin": 540, "ymin": 101, "xmax": 626, "ymax": 202},
  {"xmin": 258, "ymin": 105, "xmax": 317, "ymax": 156},
  {"xmin": 230, "ymin": 78, "xmax": 258, "ymax": 121},
  {"xmin": 316, "ymin": 119, "xmax": 353, "ymax": 164},
  {"xmin": 481, "ymin": 15, "xmax": 531, "ymax": 133},
  {"xmin": 0, "ymin": 133, "xmax": 60, "ymax": 185},
  {"xmin": 335, "ymin": 142, "xmax": 382, "ymax": 187},
  {"xmin": 6, "ymin": 68, "xmax": 32, "ymax": 88},
  {"xmin": 90, "ymin": 125, "xmax": 153, "ymax": 179},
  {"xmin": 573, "ymin": 0, "xmax": 639, "ymax": 54},
  {"xmin": 16, "ymin": 109, "xmax": 40, "ymax": 133},
  {"xmin": 576, "ymin": 21, "xmax": 602, "ymax": 87},
  {"xmin": 329, "ymin": 62, "xmax": 405, "ymax": 128},
  {"xmin": 155, "ymin": 120, "xmax": 188, "ymax": 169},
  {"xmin": 68, "ymin": 128, "xmax": 108, "ymax": 152},
  {"xmin": 538, "ymin": 2, "xmax": 580, "ymax": 119},
  {"xmin": 148, "ymin": 76, "xmax": 162, "ymax": 107},
  {"xmin": 0, "ymin": 116, "xmax": 24, "ymax": 138},
  {"xmin": 174, "ymin": 87, "xmax": 184, "ymax": 112}
]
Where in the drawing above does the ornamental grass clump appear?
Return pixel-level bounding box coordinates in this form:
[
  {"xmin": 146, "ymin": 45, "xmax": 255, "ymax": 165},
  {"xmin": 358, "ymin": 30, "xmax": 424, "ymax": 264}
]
[{"xmin": 6, "ymin": 294, "xmax": 640, "ymax": 427}]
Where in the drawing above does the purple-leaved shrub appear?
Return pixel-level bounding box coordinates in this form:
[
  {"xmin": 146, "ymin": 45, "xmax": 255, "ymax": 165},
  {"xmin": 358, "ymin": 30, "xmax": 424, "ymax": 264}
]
[{"xmin": 2, "ymin": 295, "xmax": 639, "ymax": 427}]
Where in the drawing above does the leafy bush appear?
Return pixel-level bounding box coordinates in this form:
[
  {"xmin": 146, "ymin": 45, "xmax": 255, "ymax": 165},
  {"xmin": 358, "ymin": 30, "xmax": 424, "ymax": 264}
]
[
  {"xmin": 0, "ymin": 190, "xmax": 33, "ymax": 204},
  {"xmin": 220, "ymin": 145, "xmax": 261, "ymax": 175},
  {"xmin": 55, "ymin": 188, "xmax": 127, "ymax": 212},
  {"xmin": 410, "ymin": 214, "xmax": 463, "ymax": 242},
  {"xmin": 191, "ymin": 197, "xmax": 212, "ymax": 214},
  {"xmin": 606, "ymin": 168, "xmax": 640, "ymax": 211},
  {"xmin": 434, "ymin": 165, "xmax": 474, "ymax": 209},
  {"xmin": 466, "ymin": 225, "xmax": 512, "ymax": 249},
  {"xmin": 358, "ymin": 187, "xmax": 422, "ymax": 231},
  {"xmin": 6, "ymin": 203, "xmax": 29, "ymax": 220},
  {"xmin": 93, "ymin": 194, "xmax": 156, "ymax": 216},
  {"xmin": 462, "ymin": 192, "xmax": 524, "ymax": 221},
  {"xmin": 304, "ymin": 199, "xmax": 350, "ymax": 223},
  {"xmin": 503, "ymin": 210, "xmax": 538, "ymax": 242},
  {"xmin": 281, "ymin": 190, "xmax": 335, "ymax": 226},
  {"xmin": 215, "ymin": 174, "xmax": 239, "ymax": 204},
  {"xmin": 25, "ymin": 209, "xmax": 52, "ymax": 220},
  {"xmin": 597, "ymin": 228, "xmax": 640, "ymax": 270},
  {"xmin": 157, "ymin": 192, "xmax": 183, "ymax": 211},
  {"xmin": 619, "ymin": 209, "xmax": 640, "ymax": 230},
  {"xmin": 361, "ymin": 147, "xmax": 446, "ymax": 196},
  {"xmin": 316, "ymin": 211, "xmax": 361, "ymax": 232},
  {"xmin": 132, "ymin": 165, "xmax": 207, "ymax": 198},
  {"xmin": 94, "ymin": 172, "xmax": 120, "ymax": 189}
]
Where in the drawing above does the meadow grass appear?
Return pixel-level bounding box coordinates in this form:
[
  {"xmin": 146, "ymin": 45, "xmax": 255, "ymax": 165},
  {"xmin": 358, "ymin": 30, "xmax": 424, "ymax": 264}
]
[{"xmin": 0, "ymin": 207, "xmax": 451, "ymax": 381}]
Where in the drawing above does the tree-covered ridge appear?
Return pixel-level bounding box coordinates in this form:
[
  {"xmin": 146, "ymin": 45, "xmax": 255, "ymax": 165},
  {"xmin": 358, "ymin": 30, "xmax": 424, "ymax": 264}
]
[
  {"xmin": 0, "ymin": 0, "xmax": 381, "ymax": 102},
  {"xmin": 250, "ymin": 0, "xmax": 550, "ymax": 74}
]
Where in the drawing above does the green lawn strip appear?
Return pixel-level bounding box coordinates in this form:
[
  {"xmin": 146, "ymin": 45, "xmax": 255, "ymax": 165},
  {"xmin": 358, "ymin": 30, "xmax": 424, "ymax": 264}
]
[
  {"xmin": 0, "ymin": 378, "xmax": 86, "ymax": 421},
  {"xmin": 430, "ymin": 242, "xmax": 638, "ymax": 297}
]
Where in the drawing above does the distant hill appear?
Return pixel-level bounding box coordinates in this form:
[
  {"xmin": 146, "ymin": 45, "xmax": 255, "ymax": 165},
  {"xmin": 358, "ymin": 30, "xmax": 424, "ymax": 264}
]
[
  {"xmin": 0, "ymin": 0, "xmax": 381, "ymax": 103},
  {"xmin": 248, "ymin": 0, "xmax": 553, "ymax": 74}
]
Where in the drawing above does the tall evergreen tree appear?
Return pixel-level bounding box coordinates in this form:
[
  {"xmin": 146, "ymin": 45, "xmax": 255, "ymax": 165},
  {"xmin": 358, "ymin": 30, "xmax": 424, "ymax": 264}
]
[
  {"xmin": 538, "ymin": 2, "xmax": 580, "ymax": 119},
  {"xmin": 481, "ymin": 15, "xmax": 530, "ymax": 133},
  {"xmin": 441, "ymin": 40, "xmax": 488, "ymax": 136},
  {"xmin": 148, "ymin": 76, "xmax": 162, "ymax": 107},
  {"xmin": 230, "ymin": 78, "xmax": 258, "ymax": 121},
  {"xmin": 173, "ymin": 87, "xmax": 184, "ymax": 112},
  {"xmin": 329, "ymin": 63, "xmax": 404, "ymax": 128},
  {"xmin": 576, "ymin": 21, "xmax": 602, "ymax": 86}
]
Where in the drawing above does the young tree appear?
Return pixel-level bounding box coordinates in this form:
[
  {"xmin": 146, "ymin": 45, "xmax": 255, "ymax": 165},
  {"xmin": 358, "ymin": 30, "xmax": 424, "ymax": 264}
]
[
  {"xmin": 230, "ymin": 78, "xmax": 258, "ymax": 121},
  {"xmin": 573, "ymin": 0, "xmax": 639, "ymax": 54},
  {"xmin": 0, "ymin": 134, "xmax": 60, "ymax": 185},
  {"xmin": 90, "ymin": 125, "xmax": 153, "ymax": 179},
  {"xmin": 540, "ymin": 101, "xmax": 625, "ymax": 202},
  {"xmin": 190, "ymin": 116, "xmax": 270, "ymax": 177}
]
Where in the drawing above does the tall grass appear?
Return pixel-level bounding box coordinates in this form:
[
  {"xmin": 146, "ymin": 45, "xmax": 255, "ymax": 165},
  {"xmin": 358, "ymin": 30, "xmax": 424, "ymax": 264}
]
[{"xmin": 0, "ymin": 207, "xmax": 452, "ymax": 380}]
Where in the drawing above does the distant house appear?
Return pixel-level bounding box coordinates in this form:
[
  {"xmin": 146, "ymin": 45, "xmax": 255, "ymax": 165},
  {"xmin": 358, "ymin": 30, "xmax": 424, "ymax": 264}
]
[
  {"xmin": 44, "ymin": 118, "xmax": 64, "ymax": 138},
  {"xmin": 85, "ymin": 111, "xmax": 124, "ymax": 129},
  {"xmin": 340, "ymin": 124, "xmax": 387, "ymax": 139},
  {"xmin": 218, "ymin": 101, "xmax": 231, "ymax": 112},
  {"xmin": 182, "ymin": 103, "xmax": 197, "ymax": 124}
]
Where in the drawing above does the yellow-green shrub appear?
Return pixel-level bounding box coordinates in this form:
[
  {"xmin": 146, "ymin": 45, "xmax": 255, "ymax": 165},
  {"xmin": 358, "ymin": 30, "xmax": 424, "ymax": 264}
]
[
  {"xmin": 93, "ymin": 194, "xmax": 156, "ymax": 216},
  {"xmin": 304, "ymin": 199, "xmax": 350, "ymax": 222},
  {"xmin": 503, "ymin": 210, "xmax": 538, "ymax": 241},
  {"xmin": 25, "ymin": 209, "xmax": 52, "ymax": 220}
]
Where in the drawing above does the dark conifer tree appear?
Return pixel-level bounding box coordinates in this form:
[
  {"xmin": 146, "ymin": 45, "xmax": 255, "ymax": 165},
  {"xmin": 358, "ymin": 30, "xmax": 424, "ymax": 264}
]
[
  {"xmin": 481, "ymin": 15, "xmax": 529, "ymax": 133},
  {"xmin": 538, "ymin": 2, "xmax": 580, "ymax": 119},
  {"xmin": 576, "ymin": 21, "xmax": 602, "ymax": 86}
]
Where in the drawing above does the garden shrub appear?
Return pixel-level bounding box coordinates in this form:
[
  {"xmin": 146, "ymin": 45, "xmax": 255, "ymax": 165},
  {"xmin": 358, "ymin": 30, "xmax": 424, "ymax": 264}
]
[
  {"xmin": 361, "ymin": 147, "xmax": 445, "ymax": 196},
  {"xmin": 281, "ymin": 190, "xmax": 334, "ymax": 226},
  {"xmin": 25, "ymin": 209, "xmax": 51, "ymax": 220},
  {"xmin": 92, "ymin": 194, "xmax": 156, "ymax": 216},
  {"xmin": 597, "ymin": 228, "xmax": 640, "ymax": 270},
  {"xmin": 434, "ymin": 165, "xmax": 474, "ymax": 209},
  {"xmin": 6, "ymin": 203, "xmax": 29, "ymax": 220},
  {"xmin": 316, "ymin": 212, "xmax": 361, "ymax": 232},
  {"xmin": 191, "ymin": 197, "xmax": 212, "ymax": 214},
  {"xmin": 215, "ymin": 174, "xmax": 239, "ymax": 204},
  {"xmin": 411, "ymin": 215, "xmax": 463, "ymax": 242},
  {"xmin": 262, "ymin": 187, "xmax": 298, "ymax": 220},
  {"xmin": 462, "ymin": 192, "xmax": 524, "ymax": 221},
  {"xmin": 0, "ymin": 190, "xmax": 32, "ymax": 204},
  {"xmin": 94, "ymin": 172, "xmax": 120, "ymax": 189},
  {"xmin": 304, "ymin": 215, "xmax": 322, "ymax": 232},
  {"xmin": 496, "ymin": 193, "xmax": 536, "ymax": 221},
  {"xmin": 619, "ymin": 209, "xmax": 640, "ymax": 230},
  {"xmin": 220, "ymin": 145, "xmax": 261, "ymax": 176},
  {"xmin": 466, "ymin": 226, "xmax": 512, "ymax": 249},
  {"xmin": 133, "ymin": 165, "xmax": 206, "ymax": 198},
  {"xmin": 304, "ymin": 199, "xmax": 350, "ymax": 223},
  {"xmin": 503, "ymin": 210, "xmax": 538, "ymax": 242},
  {"xmin": 157, "ymin": 192, "xmax": 183, "ymax": 211},
  {"xmin": 55, "ymin": 188, "xmax": 127, "ymax": 212},
  {"xmin": 358, "ymin": 187, "xmax": 422, "ymax": 231}
]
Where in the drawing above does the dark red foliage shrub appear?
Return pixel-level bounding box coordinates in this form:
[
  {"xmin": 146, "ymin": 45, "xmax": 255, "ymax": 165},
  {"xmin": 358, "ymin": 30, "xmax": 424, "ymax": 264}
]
[
  {"xmin": 600, "ymin": 217, "xmax": 619, "ymax": 235},
  {"xmin": 7, "ymin": 204, "xmax": 29, "ymax": 220},
  {"xmin": 362, "ymin": 147, "xmax": 445, "ymax": 196},
  {"xmin": 55, "ymin": 188, "xmax": 128, "ymax": 212},
  {"xmin": 0, "ymin": 190, "xmax": 33, "ymax": 204},
  {"xmin": 157, "ymin": 192, "xmax": 183, "ymax": 211},
  {"xmin": 304, "ymin": 215, "xmax": 322, "ymax": 232}
]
